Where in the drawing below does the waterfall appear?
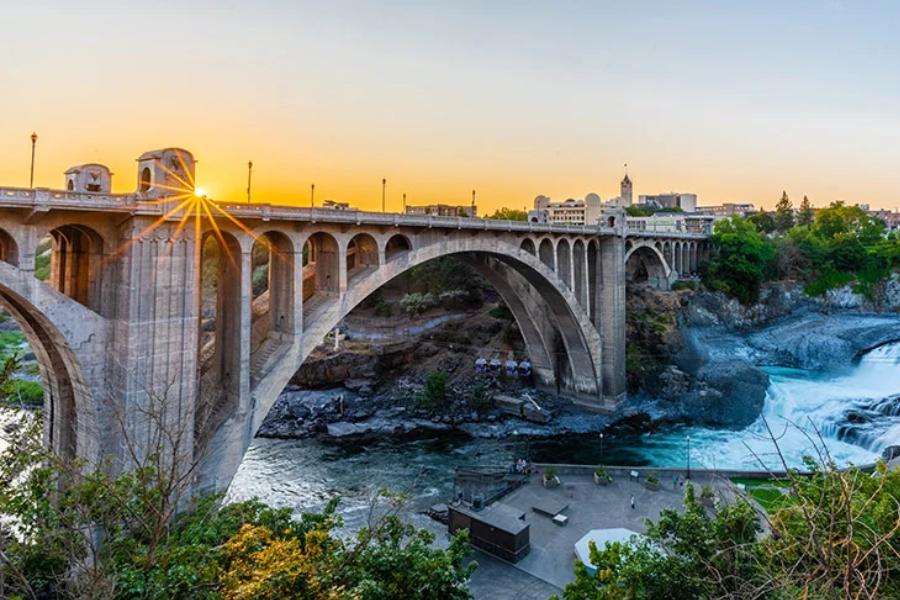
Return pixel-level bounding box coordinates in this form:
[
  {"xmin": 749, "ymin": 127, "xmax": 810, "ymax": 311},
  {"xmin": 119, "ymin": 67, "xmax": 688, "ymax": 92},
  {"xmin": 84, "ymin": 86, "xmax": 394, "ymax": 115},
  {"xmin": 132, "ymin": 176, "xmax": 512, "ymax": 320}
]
[{"xmin": 627, "ymin": 342, "xmax": 900, "ymax": 471}]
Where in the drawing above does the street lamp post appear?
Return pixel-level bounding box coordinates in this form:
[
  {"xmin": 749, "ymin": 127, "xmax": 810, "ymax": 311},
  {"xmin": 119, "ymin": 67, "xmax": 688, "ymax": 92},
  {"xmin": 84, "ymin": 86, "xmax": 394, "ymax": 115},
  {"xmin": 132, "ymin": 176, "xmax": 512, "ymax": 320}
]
[
  {"xmin": 686, "ymin": 436, "xmax": 692, "ymax": 480},
  {"xmin": 247, "ymin": 160, "xmax": 253, "ymax": 204},
  {"xmin": 599, "ymin": 433, "xmax": 604, "ymax": 464},
  {"xmin": 402, "ymin": 192, "xmax": 406, "ymax": 212},
  {"xmin": 382, "ymin": 178, "xmax": 386, "ymax": 212},
  {"xmin": 311, "ymin": 183, "xmax": 315, "ymax": 208},
  {"xmin": 29, "ymin": 132, "xmax": 38, "ymax": 188}
]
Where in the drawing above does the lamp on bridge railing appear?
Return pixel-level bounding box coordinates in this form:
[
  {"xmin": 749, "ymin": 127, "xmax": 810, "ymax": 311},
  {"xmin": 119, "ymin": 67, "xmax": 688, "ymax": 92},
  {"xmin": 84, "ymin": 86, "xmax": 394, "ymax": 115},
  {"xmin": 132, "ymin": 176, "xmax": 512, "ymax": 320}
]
[
  {"xmin": 247, "ymin": 160, "xmax": 253, "ymax": 204},
  {"xmin": 311, "ymin": 183, "xmax": 315, "ymax": 207},
  {"xmin": 382, "ymin": 178, "xmax": 386, "ymax": 212},
  {"xmin": 29, "ymin": 132, "xmax": 38, "ymax": 188}
]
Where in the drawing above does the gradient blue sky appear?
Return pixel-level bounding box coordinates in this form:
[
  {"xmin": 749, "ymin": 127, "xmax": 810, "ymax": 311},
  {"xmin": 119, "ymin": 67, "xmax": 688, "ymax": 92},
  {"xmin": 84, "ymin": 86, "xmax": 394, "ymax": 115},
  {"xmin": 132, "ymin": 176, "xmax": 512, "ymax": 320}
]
[{"xmin": 2, "ymin": 0, "xmax": 899, "ymax": 212}]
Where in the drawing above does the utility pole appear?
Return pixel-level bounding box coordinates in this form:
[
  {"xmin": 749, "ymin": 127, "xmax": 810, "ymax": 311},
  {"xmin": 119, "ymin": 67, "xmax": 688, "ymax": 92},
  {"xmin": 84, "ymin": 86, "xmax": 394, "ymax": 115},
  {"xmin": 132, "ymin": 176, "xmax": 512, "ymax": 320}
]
[
  {"xmin": 246, "ymin": 160, "xmax": 253, "ymax": 204},
  {"xmin": 311, "ymin": 183, "xmax": 315, "ymax": 207},
  {"xmin": 29, "ymin": 132, "xmax": 38, "ymax": 188},
  {"xmin": 382, "ymin": 178, "xmax": 386, "ymax": 213}
]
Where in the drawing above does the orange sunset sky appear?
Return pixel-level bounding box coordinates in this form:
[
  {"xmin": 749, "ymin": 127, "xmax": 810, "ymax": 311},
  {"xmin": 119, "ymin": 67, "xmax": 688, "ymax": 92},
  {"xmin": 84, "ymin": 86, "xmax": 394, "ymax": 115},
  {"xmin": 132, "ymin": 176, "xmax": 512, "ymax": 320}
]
[{"xmin": 2, "ymin": 1, "xmax": 899, "ymax": 214}]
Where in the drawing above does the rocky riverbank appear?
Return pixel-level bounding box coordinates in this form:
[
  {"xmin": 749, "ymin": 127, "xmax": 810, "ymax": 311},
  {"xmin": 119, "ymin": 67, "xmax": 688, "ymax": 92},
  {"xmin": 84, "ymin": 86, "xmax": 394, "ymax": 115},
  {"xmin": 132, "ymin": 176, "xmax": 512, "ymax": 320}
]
[{"xmin": 257, "ymin": 281, "xmax": 900, "ymax": 443}]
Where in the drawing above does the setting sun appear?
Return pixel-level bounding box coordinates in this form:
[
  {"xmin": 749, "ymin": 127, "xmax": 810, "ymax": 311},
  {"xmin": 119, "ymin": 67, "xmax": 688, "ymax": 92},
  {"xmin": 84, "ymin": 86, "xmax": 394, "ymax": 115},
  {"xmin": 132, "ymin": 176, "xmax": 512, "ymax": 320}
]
[{"xmin": 193, "ymin": 187, "xmax": 207, "ymax": 198}]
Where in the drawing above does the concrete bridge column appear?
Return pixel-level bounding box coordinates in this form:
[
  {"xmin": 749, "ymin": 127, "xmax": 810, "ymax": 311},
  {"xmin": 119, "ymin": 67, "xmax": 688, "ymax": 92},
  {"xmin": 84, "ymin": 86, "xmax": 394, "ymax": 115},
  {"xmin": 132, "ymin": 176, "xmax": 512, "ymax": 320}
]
[
  {"xmin": 597, "ymin": 236, "xmax": 626, "ymax": 410},
  {"xmin": 337, "ymin": 236, "xmax": 349, "ymax": 294},
  {"xmin": 106, "ymin": 218, "xmax": 201, "ymax": 480}
]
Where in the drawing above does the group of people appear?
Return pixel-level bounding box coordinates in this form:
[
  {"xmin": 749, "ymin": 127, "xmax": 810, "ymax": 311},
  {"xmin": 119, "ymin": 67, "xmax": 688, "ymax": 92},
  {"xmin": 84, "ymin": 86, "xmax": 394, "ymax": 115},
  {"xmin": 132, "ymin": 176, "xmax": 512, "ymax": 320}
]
[
  {"xmin": 513, "ymin": 458, "xmax": 531, "ymax": 474},
  {"xmin": 475, "ymin": 357, "xmax": 532, "ymax": 378}
]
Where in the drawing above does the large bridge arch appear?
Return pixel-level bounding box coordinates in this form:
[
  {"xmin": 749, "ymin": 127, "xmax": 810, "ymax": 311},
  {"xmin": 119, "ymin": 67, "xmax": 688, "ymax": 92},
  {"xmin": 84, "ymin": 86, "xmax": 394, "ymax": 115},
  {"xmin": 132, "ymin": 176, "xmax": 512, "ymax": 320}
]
[
  {"xmin": 0, "ymin": 261, "xmax": 104, "ymax": 465},
  {"xmin": 625, "ymin": 243, "xmax": 673, "ymax": 290},
  {"xmin": 246, "ymin": 236, "xmax": 600, "ymax": 433}
]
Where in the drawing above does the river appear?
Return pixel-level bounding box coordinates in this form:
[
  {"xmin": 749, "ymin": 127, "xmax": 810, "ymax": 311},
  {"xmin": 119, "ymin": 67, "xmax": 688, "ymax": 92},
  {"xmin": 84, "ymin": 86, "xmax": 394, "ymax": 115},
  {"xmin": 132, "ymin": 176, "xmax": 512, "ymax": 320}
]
[{"xmin": 227, "ymin": 342, "xmax": 900, "ymax": 529}]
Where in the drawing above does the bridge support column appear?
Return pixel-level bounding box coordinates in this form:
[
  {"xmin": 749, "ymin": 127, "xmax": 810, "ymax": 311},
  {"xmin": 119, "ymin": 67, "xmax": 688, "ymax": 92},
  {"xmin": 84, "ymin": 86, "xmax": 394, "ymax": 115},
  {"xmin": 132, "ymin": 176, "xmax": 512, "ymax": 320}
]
[
  {"xmin": 107, "ymin": 219, "xmax": 201, "ymax": 482},
  {"xmin": 598, "ymin": 236, "xmax": 626, "ymax": 410}
]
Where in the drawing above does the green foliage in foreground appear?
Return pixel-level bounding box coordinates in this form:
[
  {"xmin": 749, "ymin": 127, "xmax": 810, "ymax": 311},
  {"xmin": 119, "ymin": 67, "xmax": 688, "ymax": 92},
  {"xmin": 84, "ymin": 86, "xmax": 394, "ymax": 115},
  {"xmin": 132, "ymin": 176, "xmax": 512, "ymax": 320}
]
[
  {"xmin": 0, "ymin": 410, "xmax": 476, "ymax": 600},
  {"xmin": 557, "ymin": 463, "xmax": 900, "ymax": 600}
]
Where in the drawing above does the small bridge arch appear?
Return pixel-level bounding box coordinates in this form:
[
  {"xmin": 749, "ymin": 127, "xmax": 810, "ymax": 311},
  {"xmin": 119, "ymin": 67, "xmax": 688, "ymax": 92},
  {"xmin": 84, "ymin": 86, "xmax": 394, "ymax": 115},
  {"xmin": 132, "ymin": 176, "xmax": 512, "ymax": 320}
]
[{"xmin": 625, "ymin": 243, "xmax": 673, "ymax": 290}]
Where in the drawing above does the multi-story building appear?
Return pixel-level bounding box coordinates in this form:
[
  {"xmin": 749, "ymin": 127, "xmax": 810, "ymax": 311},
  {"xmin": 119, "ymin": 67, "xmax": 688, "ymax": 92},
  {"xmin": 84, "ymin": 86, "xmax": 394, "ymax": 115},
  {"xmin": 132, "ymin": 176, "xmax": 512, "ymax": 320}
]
[
  {"xmin": 626, "ymin": 213, "xmax": 723, "ymax": 235},
  {"xmin": 695, "ymin": 203, "xmax": 756, "ymax": 218},
  {"xmin": 639, "ymin": 192, "xmax": 698, "ymax": 213},
  {"xmin": 405, "ymin": 204, "xmax": 477, "ymax": 217},
  {"xmin": 528, "ymin": 192, "xmax": 603, "ymax": 225},
  {"xmin": 869, "ymin": 209, "xmax": 900, "ymax": 231}
]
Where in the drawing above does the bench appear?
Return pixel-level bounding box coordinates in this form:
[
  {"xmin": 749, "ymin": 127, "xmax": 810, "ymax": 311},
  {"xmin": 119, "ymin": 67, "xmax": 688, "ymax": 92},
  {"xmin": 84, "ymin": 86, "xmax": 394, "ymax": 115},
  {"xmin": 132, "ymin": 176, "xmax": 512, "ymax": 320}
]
[
  {"xmin": 552, "ymin": 514, "xmax": 569, "ymax": 526},
  {"xmin": 532, "ymin": 499, "xmax": 569, "ymax": 518}
]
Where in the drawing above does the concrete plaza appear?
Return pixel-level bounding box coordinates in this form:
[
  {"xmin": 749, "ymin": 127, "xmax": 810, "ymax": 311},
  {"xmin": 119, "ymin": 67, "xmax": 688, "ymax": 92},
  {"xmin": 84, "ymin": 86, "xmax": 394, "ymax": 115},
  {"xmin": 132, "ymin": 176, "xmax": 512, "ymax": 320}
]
[{"xmin": 472, "ymin": 470, "xmax": 725, "ymax": 591}]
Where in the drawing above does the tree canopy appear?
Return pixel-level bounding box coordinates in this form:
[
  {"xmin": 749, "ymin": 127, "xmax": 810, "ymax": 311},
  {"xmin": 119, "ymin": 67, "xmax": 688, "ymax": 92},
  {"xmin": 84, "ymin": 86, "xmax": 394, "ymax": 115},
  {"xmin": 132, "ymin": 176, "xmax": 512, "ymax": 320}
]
[{"xmin": 486, "ymin": 208, "xmax": 528, "ymax": 221}]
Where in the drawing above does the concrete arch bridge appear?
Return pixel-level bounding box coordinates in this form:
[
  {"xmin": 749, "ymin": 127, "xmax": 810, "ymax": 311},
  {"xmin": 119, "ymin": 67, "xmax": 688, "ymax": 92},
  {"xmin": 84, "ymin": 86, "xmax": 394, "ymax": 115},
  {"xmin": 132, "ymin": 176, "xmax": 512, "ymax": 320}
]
[{"xmin": 0, "ymin": 148, "xmax": 706, "ymax": 493}]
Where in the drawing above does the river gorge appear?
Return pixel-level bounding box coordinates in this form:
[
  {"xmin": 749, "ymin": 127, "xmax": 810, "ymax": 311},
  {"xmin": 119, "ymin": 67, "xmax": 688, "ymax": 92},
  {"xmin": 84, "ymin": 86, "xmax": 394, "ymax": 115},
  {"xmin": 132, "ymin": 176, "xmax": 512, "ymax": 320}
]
[{"xmin": 226, "ymin": 333, "xmax": 900, "ymax": 533}]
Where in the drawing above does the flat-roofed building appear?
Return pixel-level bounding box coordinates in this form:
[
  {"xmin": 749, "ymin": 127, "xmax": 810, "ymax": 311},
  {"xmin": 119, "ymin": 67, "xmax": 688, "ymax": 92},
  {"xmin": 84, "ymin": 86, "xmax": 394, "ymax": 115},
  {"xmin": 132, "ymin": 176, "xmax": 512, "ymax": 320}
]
[
  {"xmin": 639, "ymin": 192, "xmax": 698, "ymax": 212},
  {"xmin": 528, "ymin": 193, "xmax": 603, "ymax": 224},
  {"xmin": 695, "ymin": 203, "xmax": 756, "ymax": 217}
]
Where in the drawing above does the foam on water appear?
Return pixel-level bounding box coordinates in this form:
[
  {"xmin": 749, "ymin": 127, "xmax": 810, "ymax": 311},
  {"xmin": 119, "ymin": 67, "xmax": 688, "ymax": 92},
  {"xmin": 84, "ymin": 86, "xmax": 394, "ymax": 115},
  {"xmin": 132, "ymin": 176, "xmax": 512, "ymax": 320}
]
[{"xmin": 632, "ymin": 342, "xmax": 900, "ymax": 471}]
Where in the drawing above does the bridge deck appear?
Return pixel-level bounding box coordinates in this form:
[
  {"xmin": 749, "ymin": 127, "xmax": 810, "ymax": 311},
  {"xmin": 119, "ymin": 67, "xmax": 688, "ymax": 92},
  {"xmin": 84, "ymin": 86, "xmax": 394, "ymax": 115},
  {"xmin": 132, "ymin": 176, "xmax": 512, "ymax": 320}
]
[{"xmin": 0, "ymin": 186, "xmax": 706, "ymax": 240}]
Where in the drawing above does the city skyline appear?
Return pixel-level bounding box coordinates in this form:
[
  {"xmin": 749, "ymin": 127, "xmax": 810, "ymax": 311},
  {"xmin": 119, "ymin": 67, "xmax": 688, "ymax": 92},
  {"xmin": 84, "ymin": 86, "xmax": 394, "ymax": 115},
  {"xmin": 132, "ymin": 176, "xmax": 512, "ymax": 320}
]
[{"xmin": 3, "ymin": 1, "xmax": 899, "ymax": 213}]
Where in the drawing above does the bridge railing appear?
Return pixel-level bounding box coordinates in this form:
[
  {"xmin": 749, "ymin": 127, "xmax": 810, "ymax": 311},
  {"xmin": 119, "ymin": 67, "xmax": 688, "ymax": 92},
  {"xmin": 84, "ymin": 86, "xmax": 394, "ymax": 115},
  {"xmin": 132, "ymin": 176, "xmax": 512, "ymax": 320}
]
[
  {"xmin": 0, "ymin": 186, "xmax": 706, "ymax": 239},
  {"xmin": 0, "ymin": 186, "xmax": 139, "ymax": 208}
]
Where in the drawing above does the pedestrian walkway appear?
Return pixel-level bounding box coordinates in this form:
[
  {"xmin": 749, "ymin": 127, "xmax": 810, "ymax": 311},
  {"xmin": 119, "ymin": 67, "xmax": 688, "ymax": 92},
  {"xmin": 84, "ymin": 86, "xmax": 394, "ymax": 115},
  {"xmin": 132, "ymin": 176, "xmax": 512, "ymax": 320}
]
[
  {"xmin": 468, "ymin": 552, "xmax": 562, "ymax": 600},
  {"xmin": 480, "ymin": 472, "xmax": 722, "ymax": 589}
]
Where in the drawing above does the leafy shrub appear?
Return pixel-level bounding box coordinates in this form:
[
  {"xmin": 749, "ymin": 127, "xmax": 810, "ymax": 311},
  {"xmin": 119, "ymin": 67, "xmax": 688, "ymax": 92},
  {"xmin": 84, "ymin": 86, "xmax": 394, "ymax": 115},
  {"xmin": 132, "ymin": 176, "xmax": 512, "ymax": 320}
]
[
  {"xmin": 34, "ymin": 251, "xmax": 51, "ymax": 282},
  {"xmin": 374, "ymin": 298, "xmax": 392, "ymax": 317},
  {"xmin": 251, "ymin": 263, "xmax": 269, "ymax": 298},
  {"xmin": 8, "ymin": 380, "xmax": 44, "ymax": 406},
  {"xmin": 489, "ymin": 305, "xmax": 514, "ymax": 321},
  {"xmin": 671, "ymin": 279, "xmax": 698, "ymax": 291},
  {"xmin": 415, "ymin": 370, "xmax": 449, "ymax": 408},
  {"xmin": 401, "ymin": 293, "xmax": 438, "ymax": 316},
  {"xmin": 625, "ymin": 343, "xmax": 642, "ymax": 375},
  {"xmin": 701, "ymin": 483, "xmax": 715, "ymax": 499},
  {"xmin": 544, "ymin": 465, "xmax": 558, "ymax": 481},
  {"xmin": 469, "ymin": 382, "xmax": 493, "ymax": 415},
  {"xmin": 804, "ymin": 268, "xmax": 853, "ymax": 297},
  {"xmin": 646, "ymin": 470, "xmax": 660, "ymax": 485}
]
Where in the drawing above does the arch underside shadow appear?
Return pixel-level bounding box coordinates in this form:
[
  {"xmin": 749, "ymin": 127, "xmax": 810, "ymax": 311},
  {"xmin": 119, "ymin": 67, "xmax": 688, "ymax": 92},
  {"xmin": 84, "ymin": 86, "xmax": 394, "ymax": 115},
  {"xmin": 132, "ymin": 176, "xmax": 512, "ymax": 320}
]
[{"xmin": 625, "ymin": 245, "xmax": 673, "ymax": 290}]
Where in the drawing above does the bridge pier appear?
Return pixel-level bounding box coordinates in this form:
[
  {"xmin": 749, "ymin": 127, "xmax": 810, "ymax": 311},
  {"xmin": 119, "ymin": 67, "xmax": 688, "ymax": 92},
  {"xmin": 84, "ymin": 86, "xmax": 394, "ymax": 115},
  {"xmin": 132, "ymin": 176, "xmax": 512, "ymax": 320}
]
[{"xmin": 597, "ymin": 235, "xmax": 627, "ymax": 411}]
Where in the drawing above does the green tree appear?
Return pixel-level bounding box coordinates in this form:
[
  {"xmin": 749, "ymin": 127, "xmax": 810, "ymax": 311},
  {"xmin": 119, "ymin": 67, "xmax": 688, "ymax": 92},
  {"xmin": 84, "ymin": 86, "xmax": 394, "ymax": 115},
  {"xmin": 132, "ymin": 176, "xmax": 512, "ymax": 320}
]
[
  {"xmin": 486, "ymin": 208, "xmax": 528, "ymax": 221},
  {"xmin": 797, "ymin": 195, "xmax": 815, "ymax": 227},
  {"xmin": 773, "ymin": 191, "xmax": 794, "ymax": 232},
  {"xmin": 702, "ymin": 216, "xmax": 775, "ymax": 304},
  {"xmin": 415, "ymin": 370, "xmax": 449, "ymax": 408},
  {"xmin": 625, "ymin": 205, "xmax": 648, "ymax": 217},
  {"xmin": 747, "ymin": 209, "xmax": 775, "ymax": 234},
  {"xmin": 555, "ymin": 482, "xmax": 764, "ymax": 600}
]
